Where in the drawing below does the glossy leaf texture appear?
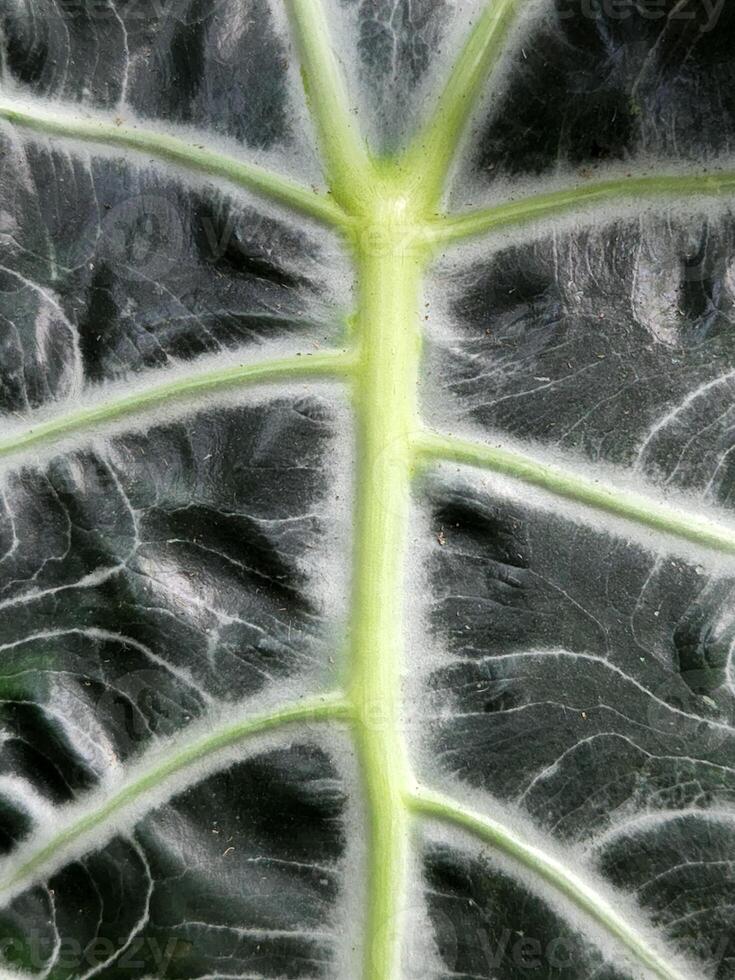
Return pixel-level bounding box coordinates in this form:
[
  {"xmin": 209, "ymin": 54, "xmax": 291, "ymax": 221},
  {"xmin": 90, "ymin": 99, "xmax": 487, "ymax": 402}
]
[{"xmin": 1, "ymin": 1, "xmax": 735, "ymax": 979}]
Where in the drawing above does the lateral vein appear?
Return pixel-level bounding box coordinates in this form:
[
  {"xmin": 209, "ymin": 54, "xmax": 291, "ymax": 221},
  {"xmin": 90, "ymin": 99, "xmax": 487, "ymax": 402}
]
[
  {"xmin": 431, "ymin": 170, "xmax": 735, "ymax": 244},
  {"xmin": 0, "ymin": 351, "xmax": 352, "ymax": 466},
  {"xmin": 402, "ymin": 0, "xmax": 525, "ymax": 210},
  {"xmin": 0, "ymin": 97, "xmax": 346, "ymax": 227},
  {"xmin": 415, "ymin": 430, "xmax": 735, "ymax": 557},
  {"xmin": 0, "ymin": 694, "xmax": 351, "ymax": 907},
  {"xmin": 285, "ymin": 0, "xmax": 374, "ymax": 213},
  {"xmin": 408, "ymin": 787, "xmax": 689, "ymax": 980}
]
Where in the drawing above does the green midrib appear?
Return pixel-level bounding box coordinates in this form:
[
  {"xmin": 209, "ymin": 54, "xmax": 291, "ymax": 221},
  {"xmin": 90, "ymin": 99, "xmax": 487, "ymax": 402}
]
[{"xmin": 347, "ymin": 194, "xmax": 425, "ymax": 978}]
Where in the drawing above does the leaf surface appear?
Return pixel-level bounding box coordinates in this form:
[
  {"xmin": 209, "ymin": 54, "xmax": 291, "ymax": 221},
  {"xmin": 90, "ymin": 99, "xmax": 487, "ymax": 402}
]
[{"xmin": 1, "ymin": 2, "xmax": 734, "ymax": 979}]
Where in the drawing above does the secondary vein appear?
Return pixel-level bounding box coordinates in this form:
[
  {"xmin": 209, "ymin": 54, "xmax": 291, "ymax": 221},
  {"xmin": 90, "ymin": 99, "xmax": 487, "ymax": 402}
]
[
  {"xmin": 0, "ymin": 97, "xmax": 346, "ymax": 227},
  {"xmin": 402, "ymin": 0, "xmax": 525, "ymax": 210},
  {"xmin": 0, "ymin": 694, "xmax": 351, "ymax": 906},
  {"xmin": 285, "ymin": 0, "xmax": 375, "ymax": 213},
  {"xmin": 0, "ymin": 351, "xmax": 352, "ymax": 465},
  {"xmin": 415, "ymin": 430, "xmax": 735, "ymax": 557},
  {"xmin": 431, "ymin": 170, "xmax": 735, "ymax": 244},
  {"xmin": 409, "ymin": 787, "xmax": 690, "ymax": 980}
]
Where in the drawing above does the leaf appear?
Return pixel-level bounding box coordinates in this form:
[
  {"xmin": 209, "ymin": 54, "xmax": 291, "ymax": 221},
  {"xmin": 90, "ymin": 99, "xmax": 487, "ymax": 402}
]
[{"xmin": 0, "ymin": 2, "xmax": 734, "ymax": 979}]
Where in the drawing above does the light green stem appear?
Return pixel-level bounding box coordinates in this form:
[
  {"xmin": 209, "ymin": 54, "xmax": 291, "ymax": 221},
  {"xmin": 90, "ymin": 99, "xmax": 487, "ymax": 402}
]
[
  {"xmin": 348, "ymin": 193, "xmax": 425, "ymax": 980},
  {"xmin": 432, "ymin": 171, "xmax": 735, "ymax": 244},
  {"xmin": 402, "ymin": 0, "xmax": 524, "ymax": 210},
  {"xmin": 0, "ymin": 351, "xmax": 351, "ymax": 463},
  {"xmin": 0, "ymin": 98, "xmax": 345, "ymax": 227},
  {"xmin": 409, "ymin": 788, "xmax": 687, "ymax": 980},
  {"xmin": 2, "ymin": 694, "xmax": 350, "ymax": 898},
  {"xmin": 286, "ymin": 0, "xmax": 374, "ymax": 213},
  {"xmin": 416, "ymin": 430, "xmax": 735, "ymax": 556}
]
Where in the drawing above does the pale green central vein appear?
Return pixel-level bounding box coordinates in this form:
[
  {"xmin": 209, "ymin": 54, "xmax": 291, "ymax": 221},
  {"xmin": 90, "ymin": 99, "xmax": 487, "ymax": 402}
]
[
  {"xmin": 1, "ymin": 694, "xmax": 350, "ymax": 900},
  {"xmin": 408, "ymin": 788, "xmax": 688, "ymax": 980},
  {"xmin": 348, "ymin": 196, "xmax": 426, "ymax": 980},
  {"xmin": 0, "ymin": 98, "xmax": 345, "ymax": 227},
  {"xmin": 416, "ymin": 430, "xmax": 735, "ymax": 557},
  {"xmin": 286, "ymin": 5, "xmax": 426, "ymax": 978},
  {"xmin": 0, "ymin": 351, "xmax": 351, "ymax": 464},
  {"xmin": 431, "ymin": 170, "xmax": 735, "ymax": 244}
]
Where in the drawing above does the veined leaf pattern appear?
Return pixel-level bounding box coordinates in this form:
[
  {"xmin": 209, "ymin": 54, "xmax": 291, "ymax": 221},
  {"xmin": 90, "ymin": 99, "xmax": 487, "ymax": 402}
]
[{"xmin": 0, "ymin": 1, "xmax": 734, "ymax": 978}]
